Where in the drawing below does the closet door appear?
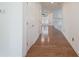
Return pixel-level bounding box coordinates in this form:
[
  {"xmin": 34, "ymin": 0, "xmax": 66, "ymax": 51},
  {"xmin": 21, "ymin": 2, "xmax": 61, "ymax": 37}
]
[
  {"xmin": 25, "ymin": 3, "xmax": 41, "ymax": 53},
  {"xmin": 23, "ymin": 3, "xmax": 36, "ymax": 54},
  {"xmin": 27, "ymin": 3, "xmax": 35, "ymax": 49},
  {"xmin": 23, "ymin": 2, "xmax": 29, "ymax": 56},
  {"xmin": 27, "ymin": 3, "xmax": 40, "ymax": 49},
  {"xmin": 23, "ymin": 2, "xmax": 34, "ymax": 55}
]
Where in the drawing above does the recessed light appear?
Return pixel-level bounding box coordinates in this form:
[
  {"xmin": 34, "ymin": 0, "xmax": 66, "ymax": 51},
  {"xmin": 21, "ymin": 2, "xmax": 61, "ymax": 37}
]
[{"xmin": 50, "ymin": 2, "xmax": 54, "ymax": 4}]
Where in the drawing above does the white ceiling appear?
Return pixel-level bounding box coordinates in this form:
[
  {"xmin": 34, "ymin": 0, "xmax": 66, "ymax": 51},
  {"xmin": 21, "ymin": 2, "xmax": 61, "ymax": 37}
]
[{"xmin": 41, "ymin": 2, "xmax": 63, "ymax": 13}]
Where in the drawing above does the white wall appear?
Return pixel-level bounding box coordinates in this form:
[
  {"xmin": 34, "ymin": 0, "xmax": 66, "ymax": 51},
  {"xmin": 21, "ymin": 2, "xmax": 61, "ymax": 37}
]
[
  {"xmin": 23, "ymin": 2, "xmax": 42, "ymax": 56},
  {"xmin": 0, "ymin": 3, "xmax": 23, "ymax": 56},
  {"xmin": 63, "ymin": 3, "xmax": 79, "ymax": 56},
  {"xmin": 0, "ymin": 2, "xmax": 42, "ymax": 57}
]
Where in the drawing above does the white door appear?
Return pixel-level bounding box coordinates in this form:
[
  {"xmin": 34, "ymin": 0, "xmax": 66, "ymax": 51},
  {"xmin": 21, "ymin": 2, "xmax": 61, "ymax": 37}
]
[
  {"xmin": 23, "ymin": 2, "xmax": 36, "ymax": 56},
  {"xmin": 23, "ymin": 2, "xmax": 29, "ymax": 56},
  {"xmin": 27, "ymin": 3, "xmax": 33, "ymax": 50},
  {"xmin": 26, "ymin": 3, "xmax": 37, "ymax": 50},
  {"xmin": 24, "ymin": 2, "xmax": 33, "ymax": 52},
  {"xmin": 23, "ymin": 2, "xmax": 34, "ymax": 55},
  {"xmin": 24, "ymin": 3, "xmax": 41, "ymax": 56}
]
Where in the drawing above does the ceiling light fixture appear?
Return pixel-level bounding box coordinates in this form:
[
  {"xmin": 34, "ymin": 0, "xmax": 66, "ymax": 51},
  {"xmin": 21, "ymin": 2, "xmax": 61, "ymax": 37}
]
[{"xmin": 50, "ymin": 2, "xmax": 54, "ymax": 4}]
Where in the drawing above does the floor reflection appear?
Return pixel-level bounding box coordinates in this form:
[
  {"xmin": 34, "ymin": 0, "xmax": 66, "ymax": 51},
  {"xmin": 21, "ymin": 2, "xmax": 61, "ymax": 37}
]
[
  {"xmin": 41, "ymin": 25, "xmax": 49, "ymax": 43},
  {"xmin": 41, "ymin": 35, "xmax": 45, "ymax": 43}
]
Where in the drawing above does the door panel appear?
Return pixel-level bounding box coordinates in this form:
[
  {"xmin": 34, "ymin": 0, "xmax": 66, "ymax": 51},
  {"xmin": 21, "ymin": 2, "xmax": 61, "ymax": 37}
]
[
  {"xmin": 27, "ymin": 3, "xmax": 37, "ymax": 50},
  {"xmin": 23, "ymin": 2, "xmax": 29, "ymax": 56},
  {"xmin": 24, "ymin": 3, "xmax": 41, "ymax": 56}
]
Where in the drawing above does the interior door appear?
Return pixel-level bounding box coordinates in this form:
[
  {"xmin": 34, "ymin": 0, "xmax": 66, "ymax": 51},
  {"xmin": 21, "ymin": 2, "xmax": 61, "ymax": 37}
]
[
  {"xmin": 23, "ymin": 2, "xmax": 29, "ymax": 56},
  {"xmin": 23, "ymin": 2, "xmax": 35, "ymax": 56},
  {"xmin": 23, "ymin": 2, "xmax": 33, "ymax": 55},
  {"xmin": 26, "ymin": 3, "xmax": 36, "ymax": 50},
  {"xmin": 24, "ymin": 2, "xmax": 33, "ymax": 51},
  {"xmin": 25, "ymin": 3, "xmax": 41, "ymax": 54}
]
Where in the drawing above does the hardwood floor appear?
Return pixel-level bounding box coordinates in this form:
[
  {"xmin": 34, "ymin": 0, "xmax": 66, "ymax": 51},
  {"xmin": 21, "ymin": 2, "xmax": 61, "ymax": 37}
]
[{"xmin": 26, "ymin": 26, "xmax": 78, "ymax": 57}]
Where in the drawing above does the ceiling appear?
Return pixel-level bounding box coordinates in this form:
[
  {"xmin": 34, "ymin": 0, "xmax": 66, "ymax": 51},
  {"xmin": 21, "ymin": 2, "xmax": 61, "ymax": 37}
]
[{"xmin": 41, "ymin": 2, "xmax": 63, "ymax": 13}]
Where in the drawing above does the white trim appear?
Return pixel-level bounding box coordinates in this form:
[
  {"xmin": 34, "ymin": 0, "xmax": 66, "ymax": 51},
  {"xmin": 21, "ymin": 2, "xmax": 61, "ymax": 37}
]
[
  {"xmin": 62, "ymin": 31, "xmax": 79, "ymax": 56},
  {"xmin": 25, "ymin": 33, "xmax": 41, "ymax": 56}
]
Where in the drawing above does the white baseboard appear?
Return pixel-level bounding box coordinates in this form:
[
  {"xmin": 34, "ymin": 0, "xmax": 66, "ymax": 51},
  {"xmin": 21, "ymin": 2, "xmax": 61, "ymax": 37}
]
[
  {"xmin": 72, "ymin": 46, "xmax": 79, "ymax": 56},
  {"xmin": 70, "ymin": 44, "xmax": 79, "ymax": 56},
  {"xmin": 62, "ymin": 31, "xmax": 79, "ymax": 56},
  {"xmin": 25, "ymin": 33, "xmax": 41, "ymax": 56},
  {"xmin": 77, "ymin": 51, "xmax": 79, "ymax": 56}
]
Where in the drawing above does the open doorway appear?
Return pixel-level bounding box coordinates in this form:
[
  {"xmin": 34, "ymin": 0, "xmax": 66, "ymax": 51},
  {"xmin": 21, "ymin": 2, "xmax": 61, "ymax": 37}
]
[{"xmin": 26, "ymin": 2, "xmax": 78, "ymax": 57}]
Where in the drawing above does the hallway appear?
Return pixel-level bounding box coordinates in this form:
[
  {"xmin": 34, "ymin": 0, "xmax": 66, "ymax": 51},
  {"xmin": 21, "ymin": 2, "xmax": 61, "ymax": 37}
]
[{"xmin": 26, "ymin": 26, "xmax": 77, "ymax": 57}]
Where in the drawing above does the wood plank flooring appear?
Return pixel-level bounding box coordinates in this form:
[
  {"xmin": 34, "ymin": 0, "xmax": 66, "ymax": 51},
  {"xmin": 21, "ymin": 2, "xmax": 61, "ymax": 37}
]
[{"xmin": 26, "ymin": 26, "xmax": 78, "ymax": 57}]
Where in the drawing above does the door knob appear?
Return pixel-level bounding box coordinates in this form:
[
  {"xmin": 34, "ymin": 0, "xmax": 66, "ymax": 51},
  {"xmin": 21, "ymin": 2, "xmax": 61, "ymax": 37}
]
[{"xmin": 32, "ymin": 25, "xmax": 34, "ymax": 27}]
